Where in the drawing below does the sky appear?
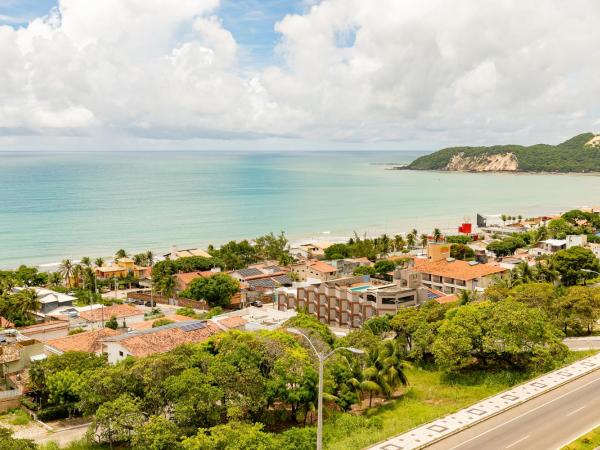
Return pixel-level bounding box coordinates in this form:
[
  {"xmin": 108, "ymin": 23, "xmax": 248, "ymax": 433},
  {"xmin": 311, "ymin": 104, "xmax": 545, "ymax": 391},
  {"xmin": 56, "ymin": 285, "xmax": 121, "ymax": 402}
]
[{"xmin": 0, "ymin": 0, "xmax": 599, "ymax": 151}]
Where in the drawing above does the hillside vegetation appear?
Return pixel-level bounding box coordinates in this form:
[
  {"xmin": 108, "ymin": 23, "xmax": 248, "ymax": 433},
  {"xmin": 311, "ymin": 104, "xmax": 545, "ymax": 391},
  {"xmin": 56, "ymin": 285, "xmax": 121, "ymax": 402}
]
[{"xmin": 405, "ymin": 133, "xmax": 600, "ymax": 172}]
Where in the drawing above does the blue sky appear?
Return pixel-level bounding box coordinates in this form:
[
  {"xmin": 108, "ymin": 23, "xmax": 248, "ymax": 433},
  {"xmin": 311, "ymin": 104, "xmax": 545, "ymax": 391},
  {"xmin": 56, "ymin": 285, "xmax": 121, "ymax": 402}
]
[{"xmin": 0, "ymin": 0, "xmax": 305, "ymax": 67}]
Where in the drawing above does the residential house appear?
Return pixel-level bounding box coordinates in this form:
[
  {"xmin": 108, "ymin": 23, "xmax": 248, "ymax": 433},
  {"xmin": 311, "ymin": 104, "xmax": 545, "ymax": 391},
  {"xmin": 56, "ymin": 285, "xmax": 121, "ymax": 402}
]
[
  {"xmin": 590, "ymin": 243, "xmax": 600, "ymax": 260},
  {"xmin": 165, "ymin": 245, "xmax": 212, "ymax": 260},
  {"xmin": 276, "ymin": 276, "xmax": 423, "ymax": 328},
  {"xmin": 290, "ymin": 242, "xmax": 333, "ymax": 259},
  {"xmin": 566, "ymin": 234, "xmax": 587, "ymax": 249},
  {"xmin": 95, "ymin": 258, "xmax": 150, "ymax": 280},
  {"xmin": 212, "ymin": 306, "xmax": 296, "ymax": 332},
  {"xmin": 18, "ymin": 320, "xmax": 70, "ymax": 341},
  {"xmin": 127, "ymin": 314, "xmax": 195, "ymax": 330},
  {"xmin": 0, "ymin": 331, "xmax": 45, "ymax": 382},
  {"xmin": 175, "ymin": 268, "xmax": 221, "ymax": 291},
  {"xmin": 291, "ymin": 260, "xmax": 338, "ymax": 282},
  {"xmin": 46, "ymin": 328, "xmax": 121, "ymax": 355},
  {"xmin": 531, "ymin": 239, "xmax": 567, "ymax": 256},
  {"xmin": 79, "ymin": 304, "xmax": 145, "ymax": 330},
  {"xmin": 413, "ymin": 258, "xmax": 508, "ymax": 294},
  {"xmin": 100, "ymin": 320, "xmax": 221, "ymax": 364},
  {"xmin": 12, "ymin": 287, "xmax": 76, "ymax": 315},
  {"xmin": 333, "ymin": 258, "xmax": 372, "ymax": 276}
]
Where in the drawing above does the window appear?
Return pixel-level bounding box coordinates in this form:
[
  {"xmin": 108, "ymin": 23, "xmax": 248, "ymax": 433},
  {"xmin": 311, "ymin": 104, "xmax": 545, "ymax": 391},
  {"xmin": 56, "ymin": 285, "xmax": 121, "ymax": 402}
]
[{"xmin": 119, "ymin": 351, "xmax": 124, "ymax": 357}]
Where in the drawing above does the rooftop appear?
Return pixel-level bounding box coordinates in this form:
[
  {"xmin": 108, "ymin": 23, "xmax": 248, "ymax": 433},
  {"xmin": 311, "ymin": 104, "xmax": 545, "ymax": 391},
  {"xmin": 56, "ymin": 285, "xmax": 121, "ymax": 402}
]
[
  {"xmin": 102, "ymin": 320, "xmax": 221, "ymax": 357},
  {"xmin": 309, "ymin": 261, "xmax": 337, "ymax": 273},
  {"xmin": 415, "ymin": 259, "xmax": 507, "ymax": 281},
  {"xmin": 79, "ymin": 304, "xmax": 144, "ymax": 322},
  {"xmin": 47, "ymin": 328, "xmax": 121, "ymax": 354},
  {"xmin": 128, "ymin": 314, "xmax": 194, "ymax": 330}
]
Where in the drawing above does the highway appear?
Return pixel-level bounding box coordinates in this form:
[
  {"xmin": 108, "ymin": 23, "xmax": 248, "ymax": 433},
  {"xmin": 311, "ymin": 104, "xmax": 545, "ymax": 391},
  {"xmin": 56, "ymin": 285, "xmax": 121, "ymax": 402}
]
[{"xmin": 425, "ymin": 368, "xmax": 600, "ymax": 450}]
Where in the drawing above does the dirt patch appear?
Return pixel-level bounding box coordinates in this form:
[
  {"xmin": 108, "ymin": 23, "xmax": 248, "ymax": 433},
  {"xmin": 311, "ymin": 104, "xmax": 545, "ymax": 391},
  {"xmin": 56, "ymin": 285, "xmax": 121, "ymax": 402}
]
[{"xmin": 445, "ymin": 152, "xmax": 519, "ymax": 172}]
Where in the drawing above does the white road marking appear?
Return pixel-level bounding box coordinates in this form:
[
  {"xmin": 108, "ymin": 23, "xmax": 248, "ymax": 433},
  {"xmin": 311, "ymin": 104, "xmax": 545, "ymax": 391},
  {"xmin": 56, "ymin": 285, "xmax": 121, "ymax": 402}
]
[
  {"xmin": 444, "ymin": 373, "xmax": 600, "ymax": 450},
  {"xmin": 505, "ymin": 435, "xmax": 530, "ymax": 449},
  {"xmin": 566, "ymin": 406, "xmax": 586, "ymax": 417}
]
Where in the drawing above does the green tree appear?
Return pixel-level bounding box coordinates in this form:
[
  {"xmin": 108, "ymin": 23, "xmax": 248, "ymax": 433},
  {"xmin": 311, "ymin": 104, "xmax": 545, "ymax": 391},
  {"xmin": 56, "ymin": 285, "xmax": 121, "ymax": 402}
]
[
  {"xmin": 47, "ymin": 370, "xmax": 81, "ymax": 417},
  {"xmin": 433, "ymin": 300, "xmax": 567, "ymax": 372},
  {"xmin": 115, "ymin": 249, "xmax": 128, "ymax": 259},
  {"xmin": 555, "ymin": 286, "xmax": 600, "ymax": 335},
  {"xmin": 105, "ymin": 316, "xmax": 118, "ymax": 330},
  {"xmin": 181, "ymin": 273, "xmax": 240, "ymax": 308},
  {"xmin": 360, "ymin": 340, "xmax": 408, "ymax": 407},
  {"xmin": 94, "ymin": 394, "xmax": 144, "ymax": 447},
  {"xmin": 254, "ymin": 231, "xmax": 293, "ymax": 265},
  {"xmin": 374, "ymin": 260, "xmax": 396, "ymax": 276},
  {"xmin": 0, "ymin": 426, "xmax": 37, "ymax": 450},
  {"xmin": 94, "ymin": 257, "xmax": 105, "ymax": 267},
  {"xmin": 353, "ymin": 265, "xmax": 377, "ymax": 276},
  {"xmin": 324, "ymin": 243, "xmax": 351, "ymax": 260},
  {"xmin": 284, "ymin": 313, "xmax": 335, "ymax": 346},
  {"xmin": 181, "ymin": 422, "xmax": 276, "ymax": 450},
  {"xmin": 450, "ymin": 244, "xmax": 475, "ymax": 260},
  {"xmin": 552, "ymin": 247, "xmax": 600, "ymax": 286},
  {"xmin": 132, "ymin": 415, "xmax": 181, "ymax": 450}
]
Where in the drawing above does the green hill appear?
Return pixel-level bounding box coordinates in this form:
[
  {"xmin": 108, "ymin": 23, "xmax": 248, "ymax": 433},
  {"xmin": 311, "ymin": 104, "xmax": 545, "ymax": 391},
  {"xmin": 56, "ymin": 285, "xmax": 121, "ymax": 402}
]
[{"xmin": 405, "ymin": 133, "xmax": 600, "ymax": 173}]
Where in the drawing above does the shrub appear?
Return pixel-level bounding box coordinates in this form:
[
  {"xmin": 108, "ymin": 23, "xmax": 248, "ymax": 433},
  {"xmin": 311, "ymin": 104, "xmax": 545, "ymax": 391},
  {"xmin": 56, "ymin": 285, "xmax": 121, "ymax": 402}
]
[{"xmin": 37, "ymin": 405, "xmax": 70, "ymax": 421}]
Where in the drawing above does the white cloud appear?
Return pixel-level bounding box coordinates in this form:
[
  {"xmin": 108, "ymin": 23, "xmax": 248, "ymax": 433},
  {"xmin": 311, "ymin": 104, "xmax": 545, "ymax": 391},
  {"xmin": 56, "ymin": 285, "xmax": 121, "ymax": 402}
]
[{"xmin": 0, "ymin": 0, "xmax": 599, "ymax": 149}]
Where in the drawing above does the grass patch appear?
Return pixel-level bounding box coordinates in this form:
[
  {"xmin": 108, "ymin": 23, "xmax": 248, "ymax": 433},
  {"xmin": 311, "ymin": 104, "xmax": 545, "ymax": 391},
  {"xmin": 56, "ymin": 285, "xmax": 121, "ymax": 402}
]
[
  {"xmin": 562, "ymin": 425, "xmax": 600, "ymax": 450},
  {"xmin": 0, "ymin": 408, "xmax": 31, "ymax": 426},
  {"xmin": 325, "ymin": 350, "xmax": 598, "ymax": 450}
]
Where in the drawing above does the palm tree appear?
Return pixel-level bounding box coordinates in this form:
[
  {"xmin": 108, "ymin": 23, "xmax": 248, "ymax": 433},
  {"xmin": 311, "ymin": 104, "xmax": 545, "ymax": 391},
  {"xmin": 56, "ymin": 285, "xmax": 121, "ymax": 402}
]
[
  {"xmin": 501, "ymin": 214, "xmax": 507, "ymax": 225},
  {"xmin": 48, "ymin": 272, "xmax": 62, "ymax": 286},
  {"xmin": 58, "ymin": 259, "xmax": 74, "ymax": 288},
  {"xmin": 145, "ymin": 251, "xmax": 154, "ymax": 267},
  {"xmin": 420, "ymin": 233, "xmax": 429, "ymax": 249},
  {"xmin": 94, "ymin": 257, "xmax": 105, "ymax": 268},
  {"xmin": 406, "ymin": 232, "xmax": 416, "ymax": 249},
  {"xmin": 81, "ymin": 257, "xmax": 91, "ymax": 267},
  {"xmin": 393, "ymin": 235, "xmax": 405, "ymax": 252},
  {"xmin": 458, "ymin": 289, "xmax": 478, "ymax": 305},
  {"xmin": 517, "ymin": 215, "xmax": 523, "ymax": 223},
  {"xmin": 72, "ymin": 264, "xmax": 83, "ymax": 288},
  {"xmin": 433, "ymin": 228, "xmax": 443, "ymax": 242},
  {"xmin": 515, "ymin": 261, "xmax": 534, "ymax": 283},
  {"xmin": 115, "ymin": 249, "xmax": 128, "ymax": 259},
  {"xmin": 16, "ymin": 288, "xmax": 41, "ymax": 318},
  {"xmin": 360, "ymin": 340, "xmax": 408, "ymax": 407},
  {"xmin": 380, "ymin": 234, "xmax": 391, "ymax": 256}
]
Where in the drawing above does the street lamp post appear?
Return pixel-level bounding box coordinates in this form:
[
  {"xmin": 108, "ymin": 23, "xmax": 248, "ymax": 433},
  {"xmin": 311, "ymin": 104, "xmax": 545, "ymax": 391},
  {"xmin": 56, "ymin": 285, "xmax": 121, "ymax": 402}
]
[{"xmin": 286, "ymin": 327, "xmax": 364, "ymax": 450}]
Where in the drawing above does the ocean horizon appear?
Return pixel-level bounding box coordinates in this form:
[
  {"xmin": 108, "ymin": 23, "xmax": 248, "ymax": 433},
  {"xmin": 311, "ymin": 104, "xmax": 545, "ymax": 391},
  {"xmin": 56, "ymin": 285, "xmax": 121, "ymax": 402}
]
[{"xmin": 2, "ymin": 150, "xmax": 599, "ymax": 269}]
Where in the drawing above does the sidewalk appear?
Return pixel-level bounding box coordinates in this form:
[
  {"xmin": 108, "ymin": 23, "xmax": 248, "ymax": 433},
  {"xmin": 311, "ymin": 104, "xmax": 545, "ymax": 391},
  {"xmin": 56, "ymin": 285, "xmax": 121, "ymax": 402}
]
[{"xmin": 367, "ymin": 352, "xmax": 600, "ymax": 450}]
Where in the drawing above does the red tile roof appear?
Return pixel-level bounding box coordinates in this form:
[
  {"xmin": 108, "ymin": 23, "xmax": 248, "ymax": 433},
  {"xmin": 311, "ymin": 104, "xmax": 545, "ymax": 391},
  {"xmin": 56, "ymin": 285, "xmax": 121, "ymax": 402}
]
[
  {"xmin": 47, "ymin": 328, "xmax": 121, "ymax": 353},
  {"xmin": 79, "ymin": 304, "xmax": 144, "ymax": 322},
  {"xmin": 113, "ymin": 321, "xmax": 221, "ymax": 357},
  {"xmin": 309, "ymin": 261, "xmax": 337, "ymax": 273},
  {"xmin": 415, "ymin": 259, "xmax": 507, "ymax": 281},
  {"xmin": 128, "ymin": 314, "xmax": 194, "ymax": 330}
]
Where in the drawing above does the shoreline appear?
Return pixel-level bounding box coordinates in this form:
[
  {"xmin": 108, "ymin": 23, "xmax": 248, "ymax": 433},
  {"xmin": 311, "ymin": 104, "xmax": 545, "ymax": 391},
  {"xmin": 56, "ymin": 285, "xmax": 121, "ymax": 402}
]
[
  {"xmin": 5, "ymin": 205, "xmax": 576, "ymax": 272},
  {"xmin": 392, "ymin": 167, "xmax": 600, "ymax": 176}
]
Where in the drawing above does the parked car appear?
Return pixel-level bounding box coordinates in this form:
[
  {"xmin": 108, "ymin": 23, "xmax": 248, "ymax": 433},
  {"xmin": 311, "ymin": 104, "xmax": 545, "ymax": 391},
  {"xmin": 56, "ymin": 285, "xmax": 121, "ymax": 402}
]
[{"xmin": 250, "ymin": 301, "xmax": 263, "ymax": 308}]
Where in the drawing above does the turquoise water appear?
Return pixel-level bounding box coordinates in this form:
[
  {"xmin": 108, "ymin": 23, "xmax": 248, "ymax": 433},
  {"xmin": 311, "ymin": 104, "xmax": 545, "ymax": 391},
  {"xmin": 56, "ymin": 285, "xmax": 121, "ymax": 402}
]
[{"xmin": 1, "ymin": 150, "xmax": 600, "ymax": 268}]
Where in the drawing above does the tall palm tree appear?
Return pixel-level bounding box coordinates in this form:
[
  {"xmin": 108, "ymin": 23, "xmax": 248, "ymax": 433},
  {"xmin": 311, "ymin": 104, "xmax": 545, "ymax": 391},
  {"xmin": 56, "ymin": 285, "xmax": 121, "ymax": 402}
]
[
  {"xmin": 145, "ymin": 251, "xmax": 154, "ymax": 267},
  {"xmin": 380, "ymin": 234, "xmax": 391, "ymax": 256},
  {"xmin": 360, "ymin": 340, "xmax": 408, "ymax": 407},
  {"xmin": 81, "ymin": 257, "xmax": 92, "ymax": 267},
  {"xmin": 501, "ymin": 214, "xmax": 507, "ymax": 225},
  {"xmin": 115, "ymin": 249, "xmax": 128, "ymax": 259},
  {"xmin": 58, "ymin": 259, "xmax": 74, "ymax": 288},
  {"xmin": 94, "ymin": 257, "xmax": 105, "ymax": 268},
  {"xmin": 406, "ymin": 233, "xmax": 416, "ymax": 249},
  {"xmin": 433, "ymin": 228, "xmax": 443, "ymax": 242},
  {"xmin": 72, "ymin": 264, "xmax": 83, "ymax": 288},
  {"xmin": 393, "ymin": 235, "xmax": 405, "ymax": 252},
  {"xmin": 420, "ymin": 233, "xmax": 429, "ymax": 249}
]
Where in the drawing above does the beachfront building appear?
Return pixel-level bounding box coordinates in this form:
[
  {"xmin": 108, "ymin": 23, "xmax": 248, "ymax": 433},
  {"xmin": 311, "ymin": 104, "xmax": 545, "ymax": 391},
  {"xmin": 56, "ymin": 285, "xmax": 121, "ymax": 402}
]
[
  {"xmin": 275, "ymin": 276, "xmax": 425, "ymax": 328},
  {"xmin": 413, "ymin": 258, "xmax": 508, "ymax": 294},
  {"xmin": 175, "ymin": 268, "xmax": 222, "ymax": 291},
  {"xmin": 290, "ymin": 242, "xmax": 334, "ymax": 259},
  {"xmin": 165, "ymin": 245, "xmax": 212, "ymax": 260},
  {"xmin": 95, "ymin": 258, "xmax": 150, "ymax": 280},
  {"xmin": 100, "ymin": 320, "xmax": 221, "ymax": 364}
]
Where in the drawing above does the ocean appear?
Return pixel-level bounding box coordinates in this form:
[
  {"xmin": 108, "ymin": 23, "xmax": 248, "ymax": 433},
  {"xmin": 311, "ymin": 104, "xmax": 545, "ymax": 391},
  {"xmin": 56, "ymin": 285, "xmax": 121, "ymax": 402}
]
[{"xmin": 1, "ymin": 150, "xmax": 599, "ymax": 269}]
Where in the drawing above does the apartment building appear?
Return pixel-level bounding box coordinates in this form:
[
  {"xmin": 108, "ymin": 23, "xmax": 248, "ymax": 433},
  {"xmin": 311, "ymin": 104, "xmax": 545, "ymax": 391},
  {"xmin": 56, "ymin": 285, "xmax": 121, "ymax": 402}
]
[{"xmin": 275, "ymin": 276, "xmax": 424, "ymax": 328}]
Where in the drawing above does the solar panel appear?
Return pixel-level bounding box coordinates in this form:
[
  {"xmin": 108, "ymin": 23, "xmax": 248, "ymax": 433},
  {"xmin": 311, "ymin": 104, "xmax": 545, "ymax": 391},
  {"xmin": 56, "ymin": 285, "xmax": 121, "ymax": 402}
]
[{"xmin": 181, "ymin": 321, "xmax": 206, "ymax": 332}]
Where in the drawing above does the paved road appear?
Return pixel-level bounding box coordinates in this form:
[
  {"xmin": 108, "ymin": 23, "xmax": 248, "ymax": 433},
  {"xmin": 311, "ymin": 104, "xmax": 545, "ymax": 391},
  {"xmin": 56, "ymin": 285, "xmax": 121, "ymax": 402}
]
[
  {"xmin": 425, "ymin": 368, "xmax": 600, "ymax": 450},
  {"xmin": 564, "ymin": 336, "xmax": 600, "ymax": 351}
]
